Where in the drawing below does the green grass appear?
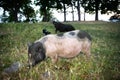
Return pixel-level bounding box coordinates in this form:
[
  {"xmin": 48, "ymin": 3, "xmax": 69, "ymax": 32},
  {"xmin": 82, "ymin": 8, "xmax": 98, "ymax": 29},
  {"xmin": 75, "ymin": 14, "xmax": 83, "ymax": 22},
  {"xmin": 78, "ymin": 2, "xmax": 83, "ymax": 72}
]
[{"xmin": 0, "ymin": 21, "xmax": 120, "ymax": 80}]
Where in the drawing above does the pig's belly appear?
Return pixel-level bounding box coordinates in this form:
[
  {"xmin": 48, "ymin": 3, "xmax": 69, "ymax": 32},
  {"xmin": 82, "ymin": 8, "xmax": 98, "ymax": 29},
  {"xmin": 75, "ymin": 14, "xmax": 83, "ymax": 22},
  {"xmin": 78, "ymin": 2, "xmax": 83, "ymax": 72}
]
[{"xmin": 57, "ymin": 38, "xmax": 83, "ymax": 58}]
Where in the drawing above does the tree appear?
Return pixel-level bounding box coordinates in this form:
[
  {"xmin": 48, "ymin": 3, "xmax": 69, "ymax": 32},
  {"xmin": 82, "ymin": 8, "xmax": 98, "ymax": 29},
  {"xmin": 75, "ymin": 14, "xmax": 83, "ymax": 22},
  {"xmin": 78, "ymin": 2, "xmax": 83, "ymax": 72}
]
[
  {"xmin": 101, "ymin": 0, "xmax": 119, "ymax": 14},
  {"xmin": 35, "ymin": 0, "xmax": 73, "ymax": 22},
  {"xmin": 77, "ymin": 0, "xmax": 81, "ymax": 21},
  {"xmin": 60, "ymin": 0, "xmax": 72, "ymax": 21},
  {"xmin": 81, "ymin": 0, "xmax": 120, "ymax": 21},
  {"xmin": 0, "ymin": 0, "xmax": 33, "ymax": 22},
  {"xmin": 22, "ymin": 5, "xmax": 35, "ymax": 22},
  {"xmin": 81, "ymin": 0, "xmax": 101, "ymax": 21},
  {"xmin": 72, "ymin": 0, "xmax": 81, "ymax": 21},
  {"xmin": 35, "ymin": 0, "xmax": 59, "ymax": 22},
  {"xmin": 71, "ymin": 1, "xmax": 75, "ymax": 21},
  {"xmin": 35, "ymin": 0, "xmax": 71, "ymax": 21}
]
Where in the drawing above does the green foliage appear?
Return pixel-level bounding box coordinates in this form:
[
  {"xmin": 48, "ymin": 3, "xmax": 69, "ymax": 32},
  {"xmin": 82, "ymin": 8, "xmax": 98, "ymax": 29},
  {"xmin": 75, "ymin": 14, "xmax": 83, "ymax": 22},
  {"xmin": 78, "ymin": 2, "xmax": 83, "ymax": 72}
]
[
  {"xmin": 0, "ymin": 0, "xmax": 120, "ymax": 22},
  {"xmin": 22, "ymin": 5, "xmax": 35, "ymax": 22},
  {"xmin": 81, "ymin": 0, "xmax": 120, "ymax": 20},
  {"xmin": 0, "ymin": 21, "xmax": 120, "ymax": 80},
  {"xmin": 35, "ymin": 0, "xmax": 58, "ymax": 22},
  {"xmin": 35, "ymin": 0, "xmax": 73, "ymax": 22},
  {"xmin": 100, "ymin": 0, "xmax": 119, "ymax": 14},
  {"xmin": 81, "ymin": 0, "xmax": 119, "ymax": 14},
  {"xmin": 0, "ymin": 0, "xmax": 34, "ymax": 22}
]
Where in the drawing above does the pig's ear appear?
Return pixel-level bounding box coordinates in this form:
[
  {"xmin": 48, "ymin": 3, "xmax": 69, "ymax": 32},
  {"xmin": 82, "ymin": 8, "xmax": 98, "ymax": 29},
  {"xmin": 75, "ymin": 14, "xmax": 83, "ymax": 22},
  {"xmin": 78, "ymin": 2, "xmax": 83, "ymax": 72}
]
[{"xmin": 27, "ymin": 42, "xmax": 33, "ymax": 47}]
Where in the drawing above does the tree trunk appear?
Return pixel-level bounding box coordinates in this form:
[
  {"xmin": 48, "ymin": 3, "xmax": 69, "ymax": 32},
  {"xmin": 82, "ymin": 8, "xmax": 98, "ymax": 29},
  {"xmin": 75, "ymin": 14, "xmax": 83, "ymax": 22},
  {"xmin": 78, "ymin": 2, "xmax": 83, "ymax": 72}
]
[
  {"xmin": 95, "ymin": 0, "xmax": 99, "ymax": 21},
  {"xmin": 77, "ymin": 0, "xmax": 81, "ymax": 21},
  {"xmin": 72, "ymin": 4, "xmax": 74, "ymax": 21},
  {"xmin": 13, "ymin": 9, "xmax": 18, "ymax": 22},
  {"xmin": 42, "ymin": 9, "xmax": 49, "ymax": 22},
  {"xmin": 84, "ymin": 9, "xmax": 85, "ymax": 21},
  {"xmin": 63, "ymin": 3, "xmax": 66, "ymax": 22},
  {"xmin": 12, "ymin": 7, "xmax": 19, "ymax": 22}
]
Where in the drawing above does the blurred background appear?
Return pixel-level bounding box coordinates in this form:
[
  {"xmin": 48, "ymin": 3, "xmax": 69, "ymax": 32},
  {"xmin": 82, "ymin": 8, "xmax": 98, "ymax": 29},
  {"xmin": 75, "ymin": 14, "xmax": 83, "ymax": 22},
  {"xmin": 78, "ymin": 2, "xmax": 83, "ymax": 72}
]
[{"xmin": 0, "ymin": 0, "xmax": 120, "ymax": 23}]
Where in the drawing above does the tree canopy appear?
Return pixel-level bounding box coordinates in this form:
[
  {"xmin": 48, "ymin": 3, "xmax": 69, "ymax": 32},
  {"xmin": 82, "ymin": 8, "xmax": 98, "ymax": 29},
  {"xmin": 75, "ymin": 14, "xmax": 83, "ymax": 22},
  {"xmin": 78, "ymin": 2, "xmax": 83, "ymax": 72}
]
[
  {"xmin": 81, "ymin": 0, "xmax": 120, "ymax": 20},
  {"xmin": 0, "ymin": 0, "xmax": 120, "ymax": 22},
  {"xmin": 0, "ymin": 0, "xmax": 34, "ymax": 22}
]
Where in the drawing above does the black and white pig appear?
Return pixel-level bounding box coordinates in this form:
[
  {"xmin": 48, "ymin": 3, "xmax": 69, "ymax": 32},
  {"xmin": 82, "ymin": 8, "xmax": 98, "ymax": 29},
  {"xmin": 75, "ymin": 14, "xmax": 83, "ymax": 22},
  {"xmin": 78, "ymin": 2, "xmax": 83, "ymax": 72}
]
[{"xmin": 28, "ymin": 30, "xmax": 92, "ymax": 67}]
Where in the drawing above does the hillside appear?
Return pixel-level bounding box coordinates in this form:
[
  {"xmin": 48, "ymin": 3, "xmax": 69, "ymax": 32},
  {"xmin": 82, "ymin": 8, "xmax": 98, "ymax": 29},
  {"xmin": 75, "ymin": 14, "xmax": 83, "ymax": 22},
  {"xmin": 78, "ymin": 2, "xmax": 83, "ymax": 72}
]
[{"xmin": 0, "ymin": 21, "xmax": 120, "ymax": 80}]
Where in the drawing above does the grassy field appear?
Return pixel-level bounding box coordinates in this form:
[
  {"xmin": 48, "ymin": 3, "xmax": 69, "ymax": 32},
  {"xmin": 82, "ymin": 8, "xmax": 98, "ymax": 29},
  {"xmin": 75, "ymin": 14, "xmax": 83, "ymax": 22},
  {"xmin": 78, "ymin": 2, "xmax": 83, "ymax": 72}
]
[{"xmin": 0, "ymin": 21, "xmax": 120, "ymax": 80}]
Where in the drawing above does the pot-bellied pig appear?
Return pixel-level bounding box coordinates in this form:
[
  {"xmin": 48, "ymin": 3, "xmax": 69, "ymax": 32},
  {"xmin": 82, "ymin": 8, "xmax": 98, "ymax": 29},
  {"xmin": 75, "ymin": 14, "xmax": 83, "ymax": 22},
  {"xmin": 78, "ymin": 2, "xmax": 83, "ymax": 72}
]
[
  {"xmin": 28, "ymin": 30, "xmax": 92, "ymax": 67},
  {"xmin": 52, "ymin": 21, "xmax": 75, "ymax": 33}
]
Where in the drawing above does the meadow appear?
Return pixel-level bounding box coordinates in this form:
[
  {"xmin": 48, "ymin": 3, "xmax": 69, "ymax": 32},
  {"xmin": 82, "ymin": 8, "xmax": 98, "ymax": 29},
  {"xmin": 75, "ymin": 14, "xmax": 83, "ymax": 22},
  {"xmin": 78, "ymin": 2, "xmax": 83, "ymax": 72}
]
[{"xmin": 0, "ymin": 21, "xmax": 120, "ymax": 80}]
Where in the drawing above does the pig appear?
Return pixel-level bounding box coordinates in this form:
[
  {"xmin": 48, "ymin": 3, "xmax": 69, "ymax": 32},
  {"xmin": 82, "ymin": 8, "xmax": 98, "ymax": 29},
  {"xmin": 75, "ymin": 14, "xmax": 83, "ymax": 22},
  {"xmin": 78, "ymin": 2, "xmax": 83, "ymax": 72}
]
[
  {"xmin": 52, "ymin": 21, "xmax": 75, "ymax": 33},
  {"xmin": 28, "ymin": 30, "xmax": 92, "ymax": 67}
]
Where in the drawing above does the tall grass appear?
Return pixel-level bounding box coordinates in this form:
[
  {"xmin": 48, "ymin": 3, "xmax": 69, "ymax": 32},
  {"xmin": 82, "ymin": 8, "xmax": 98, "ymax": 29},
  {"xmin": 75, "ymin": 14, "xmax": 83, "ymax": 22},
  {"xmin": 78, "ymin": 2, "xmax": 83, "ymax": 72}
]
[{"xmin": 0, "ymin": 21, "xmax": 120, "ymax": 80}]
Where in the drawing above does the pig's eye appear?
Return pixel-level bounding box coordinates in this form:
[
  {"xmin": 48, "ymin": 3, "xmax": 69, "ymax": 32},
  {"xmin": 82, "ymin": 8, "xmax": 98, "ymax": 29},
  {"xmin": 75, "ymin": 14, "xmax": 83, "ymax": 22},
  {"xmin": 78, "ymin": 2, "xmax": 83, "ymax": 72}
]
[{"xmin": 36, "ymin": 47, "xmax": 42, "ymax": 52}]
